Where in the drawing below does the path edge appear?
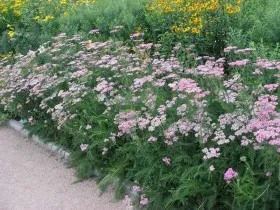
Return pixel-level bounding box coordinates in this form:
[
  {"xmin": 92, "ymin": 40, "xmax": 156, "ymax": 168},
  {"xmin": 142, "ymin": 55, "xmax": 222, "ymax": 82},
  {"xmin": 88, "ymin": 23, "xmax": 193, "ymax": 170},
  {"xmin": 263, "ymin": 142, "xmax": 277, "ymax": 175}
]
[
  {"xmin": 6, "ymin": 119, "xmax": 70, "ymax": 159},
  {"xmin": 6, "ymin": 119, "xmax": 138, "ymax": 206}
]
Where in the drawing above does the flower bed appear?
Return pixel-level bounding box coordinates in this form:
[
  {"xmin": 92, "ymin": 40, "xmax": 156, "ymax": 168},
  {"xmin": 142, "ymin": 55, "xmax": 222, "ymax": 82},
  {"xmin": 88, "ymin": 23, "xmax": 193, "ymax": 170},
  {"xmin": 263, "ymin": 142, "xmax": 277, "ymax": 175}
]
[{"xmin": 0, "ymin": 32, "xmax": 280, "ymax": 209}]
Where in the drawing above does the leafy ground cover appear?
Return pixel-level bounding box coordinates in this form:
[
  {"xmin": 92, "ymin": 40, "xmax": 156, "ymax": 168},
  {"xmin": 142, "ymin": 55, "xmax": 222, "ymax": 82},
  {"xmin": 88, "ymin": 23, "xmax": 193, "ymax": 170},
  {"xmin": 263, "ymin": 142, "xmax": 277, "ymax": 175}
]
[{"xmin": 1, "ymin": 0, "xmax": 280, "ymax": 209}]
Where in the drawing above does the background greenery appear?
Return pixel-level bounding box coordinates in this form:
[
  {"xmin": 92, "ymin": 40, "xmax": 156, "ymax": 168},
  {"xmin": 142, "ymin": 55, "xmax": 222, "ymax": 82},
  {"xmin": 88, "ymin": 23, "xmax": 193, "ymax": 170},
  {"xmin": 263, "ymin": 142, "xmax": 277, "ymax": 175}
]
[{"xmin": 1, "ymin": 0, "xmax": 280, "ymax": 56}]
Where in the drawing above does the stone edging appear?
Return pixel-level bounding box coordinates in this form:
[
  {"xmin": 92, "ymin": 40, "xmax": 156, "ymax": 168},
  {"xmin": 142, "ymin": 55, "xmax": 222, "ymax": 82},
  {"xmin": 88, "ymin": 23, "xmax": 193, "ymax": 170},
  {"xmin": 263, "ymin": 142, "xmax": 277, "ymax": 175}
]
[{"xmin": 7, "ymin": 119, "xmax": 70, "ymax": 159}]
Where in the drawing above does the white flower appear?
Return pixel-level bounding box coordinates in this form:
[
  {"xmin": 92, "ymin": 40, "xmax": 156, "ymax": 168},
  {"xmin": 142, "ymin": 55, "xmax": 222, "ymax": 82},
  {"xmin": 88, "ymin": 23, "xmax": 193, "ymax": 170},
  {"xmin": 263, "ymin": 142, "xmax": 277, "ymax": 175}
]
[{"xmin": 209, "ymin": 165, "xmax": 215, "ymax": 172}]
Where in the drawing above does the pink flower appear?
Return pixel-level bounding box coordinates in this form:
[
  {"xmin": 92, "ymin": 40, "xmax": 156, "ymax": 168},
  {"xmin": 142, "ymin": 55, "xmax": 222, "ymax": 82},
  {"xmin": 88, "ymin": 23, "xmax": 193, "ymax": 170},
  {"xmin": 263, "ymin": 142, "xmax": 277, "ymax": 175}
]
[
  {"xmin": 80, "ymin": 144, "xmax": 89, "ymax": 151},
  {"xmin": 252, "ymin": 69, "xmax": 263, "ymax": 75},
  {"xmin": 110, "ymin": 29, "xmax": 118, "ymax": 33},
  {"xmin": 264, "ymin": 84, "xmax": 278, "ymax": 91},
  {"xmin": 177, "ymin": 78, "xmax": 202, "ymax": 93},
  {"xmin": 266, "ymin": 171, "xmax": 272, "ymax": 177},
  {"xmin": 224, "ymin": 168, "xmax": 238, "ymax": 183},
  {"xmin": 147, "ymin": 136, "xmax": 157, "ymax": 142},
  {"xmin": 247, "ymin": 94, "xmax": 280, "ymax": 145},
  {"xmin": 123, "ymin": 195, "xmax": 132, "ymax": 206},
  {"xmin": 130, "ymin": 32, "xmax": 144, "ymax": 39},
  {"xmin": 132, "ymin": 185, "xmax": 141, "ymax": 192},
  {"xmin": 234, "ymin": 48, "xmax": 255, "ymax": 54},
  {"xmin": 138, "ymin": 118, "xmax": 150, "ymax": 130},
  {"xmin": 89, "ymin": 29, "xmax": 100, "ymax": 34},
  {"xmin": 118, "ymin": 120, "xmax": 136, "ymax": 134},
  {"xmin": 71, "ymin": 68, "xmax": 88, "ymax": 79},
  {"xmin": 228, "ymin": 59, "xmax": 249, "ymax": 67},
  {"xmin": 162, "ymin": 157, "xmax": 171, "ymax": 165},
  {"xmin": 114, "ymin": 25, "xmax": 124, "ymax": 29},
  {"xmin": 202, "ymin": 147, "xmax": 221, "ymax": 160},
  {"xmin": 194, "ymin": 60, "xmax": 224, "ymax": 77},
  {"xmin": 86, "ymin": 125, "xmax": 92, "ymax": 130},
  {"xmin": 224, "ymin": 46, "xmax": 238, "ymax": 53},
  {"xmin": 140, "ymin": 195, "xmax": 149, "ymax": 205},
  {"xmin": 102, "ymin": 147, "xmax": 108, "ymax": 155}
]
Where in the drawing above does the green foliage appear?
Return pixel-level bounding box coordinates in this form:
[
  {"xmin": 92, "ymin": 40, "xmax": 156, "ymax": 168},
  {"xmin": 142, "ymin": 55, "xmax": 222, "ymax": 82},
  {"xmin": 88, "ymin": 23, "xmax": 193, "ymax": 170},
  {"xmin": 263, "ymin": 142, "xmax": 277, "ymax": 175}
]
[
  {"xmin": 58, "ymin": 0, "xmax": 149, "ymax": 37},
  {"xmin": 229, "ymin": 0, "xmax": 280, "ymax": 48},
  {"xmin": 0, "ymin": 111, "xmax": 9, "ymax": 125}
]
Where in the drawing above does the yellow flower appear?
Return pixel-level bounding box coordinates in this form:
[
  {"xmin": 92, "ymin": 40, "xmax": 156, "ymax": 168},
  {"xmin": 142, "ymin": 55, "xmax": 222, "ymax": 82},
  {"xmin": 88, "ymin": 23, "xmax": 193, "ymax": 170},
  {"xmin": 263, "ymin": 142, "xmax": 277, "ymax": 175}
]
[
  {"xmin": 43, "ymin": 15, "xmax": 54, "ymax": 22},
  {"xmin": 61, "ymin": 0, "xmax": 67, "ymax": 5},
  {"xmin": 171, "ymin": 25, "xmax": 180, "ymax": 33},
  {"xmin": 63, "ymin": 11, "xmax": 69, "ymax": 16},
  {"xmin": 135, "ymin": 26, "xmax": 142, "ymax": 33},
  {"xmin": 182, "ymin": 27, "xmax": 190, "ymax": 33},
  {"xmin": 226, "ymin": 4, "xmax": 240, "ymax": 14},
  {"xmin": 1, "ymin": 6, "xmax": 8, "ymax": 13},
  {"xmin": 8, "ymin": 31, "xmax": 15, "ymax": 38},
  {"xmin": 188, "ymin": 6, "xmax": 194, "ymax": 11},
  {"xmin": 179, "ymin": 7, "xmax": 186, "ymax": 12},
  {"xmin": 13, "ymin": 9, "xmax": 21, "ymax": 16},
  {"xmin": 198, "ymin": 24, "xmax": 203, "ymax": 29},
  {"xmin": 165, "ymin": 7, "xmax": 175, "ymax": 13},
  {"xmin": 191, "ymin": 28, "xmax": 200, "ymax": 34},
  {"xmin": 34, "ymin": 16, "xmax": 40, "ymax": 21}
]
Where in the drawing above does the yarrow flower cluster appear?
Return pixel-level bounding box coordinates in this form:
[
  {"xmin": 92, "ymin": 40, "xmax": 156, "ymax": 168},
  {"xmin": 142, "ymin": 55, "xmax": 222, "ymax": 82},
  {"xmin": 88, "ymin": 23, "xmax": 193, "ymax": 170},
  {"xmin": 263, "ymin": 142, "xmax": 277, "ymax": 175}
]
[
  {"xmin": 162, "ymin": 157, "xmax": 171, "ymax": 165},
  {"xmin": 140, "ymin": 195, "xmax": 149, "ymax": 205},
  {"xmin": 202, "ymin": 147, "xmax": 221, "ymax": 160},
  {"xmin": 224, "ymin": 168, "xmax": 238, "ymax": 183},
  {"xmin": 80, "ymin": 144, "xmax": 89, "ymax": 151},
  {"xmin": 247, "ymin": 94, "xmax": 280, "ymax": 147}
]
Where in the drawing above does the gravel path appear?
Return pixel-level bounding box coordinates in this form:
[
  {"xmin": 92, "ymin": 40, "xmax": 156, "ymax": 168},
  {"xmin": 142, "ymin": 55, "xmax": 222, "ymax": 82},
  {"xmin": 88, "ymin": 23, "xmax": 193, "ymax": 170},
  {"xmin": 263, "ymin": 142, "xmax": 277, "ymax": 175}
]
[{"xmin": 0, "ymin": 126, "xmax": 126, "ymax": 210}]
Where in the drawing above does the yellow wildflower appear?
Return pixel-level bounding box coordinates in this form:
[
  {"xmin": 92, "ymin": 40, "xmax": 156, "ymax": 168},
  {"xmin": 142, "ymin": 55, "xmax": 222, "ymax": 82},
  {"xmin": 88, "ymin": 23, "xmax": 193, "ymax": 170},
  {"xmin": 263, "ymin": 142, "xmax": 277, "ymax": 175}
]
[
  {"xmin": 43, "ymin": 15, "xmax": 54, "ymax": 22},
  {"xmin": 34, "ymin": 16, "xmax": 40, "ymax": 21},
  {"xmin": 191, "ymin": 28, "xmax": 200, "ymax": 34},
  {"xmin": 165, "ymin": 7, "xmax": 175, "ymax": 13},
  {"xmin": 14, "ymin": 9, "xmax": 21, "ymax": 16},
  {"xmin": 182, "ymin": 27, "xmax": 190, "ymax": 33},
  {"xmin": 226, "ymin": 4, "xmax": 240, "ymax": 14},
  {"xmin": 179, "ymin": 7, "xmax": 186, "ymax": 12},
  {"xmin": 8, "ymin": 31, "xmax": 15, "ymax": 38},
  {"xmin": 171, "ymin": 25, "xmax": 180, "ymax": 33},
  {"xmin": 135, "ymin": 26, "xmax": 142, "ymax": 33},
  {"xmin": 61, "ymin": 0, "xmax": 67, "ymax": 5},
  {"xmin": 1, "ymin": 6, "xmax": 8, "ymax": 13}
]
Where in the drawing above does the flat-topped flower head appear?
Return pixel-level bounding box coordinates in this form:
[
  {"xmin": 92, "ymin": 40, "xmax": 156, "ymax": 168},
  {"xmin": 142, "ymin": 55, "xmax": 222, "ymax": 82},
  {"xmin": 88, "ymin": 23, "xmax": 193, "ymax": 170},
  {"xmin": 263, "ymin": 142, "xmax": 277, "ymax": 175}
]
[
  {"xmin": 80, "ymin": 144, "xmax": 89, "ymax": 151},
  {"xmin": 224, "ymin": 168, "xmax": 238, "ymax": 183}
]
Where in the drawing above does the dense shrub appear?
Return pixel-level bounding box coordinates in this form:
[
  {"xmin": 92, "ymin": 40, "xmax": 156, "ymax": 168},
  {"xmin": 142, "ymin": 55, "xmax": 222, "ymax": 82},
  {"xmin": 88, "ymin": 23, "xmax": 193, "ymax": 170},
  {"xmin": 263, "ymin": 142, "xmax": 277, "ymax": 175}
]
[{"xmin": 1, "ymin": 32, "xmax": 280, "ymax": 209}]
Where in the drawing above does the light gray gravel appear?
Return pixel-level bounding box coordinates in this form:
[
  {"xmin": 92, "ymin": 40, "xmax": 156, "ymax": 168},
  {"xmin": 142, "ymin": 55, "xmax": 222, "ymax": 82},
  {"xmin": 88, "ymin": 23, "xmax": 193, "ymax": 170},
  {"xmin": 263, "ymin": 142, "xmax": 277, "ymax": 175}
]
[{"xmin": 0, "ymin": 126, "xmax": 126, "ymax": 210}]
